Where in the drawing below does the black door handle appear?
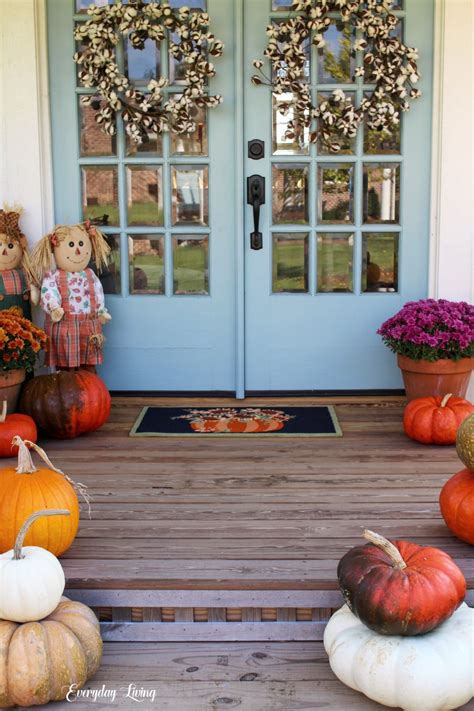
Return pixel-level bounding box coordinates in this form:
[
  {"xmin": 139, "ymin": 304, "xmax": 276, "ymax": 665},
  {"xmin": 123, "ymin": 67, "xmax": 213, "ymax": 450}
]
[{"xmin": 247, "ymin": 175, "xmax": 265, "ymax": 250}]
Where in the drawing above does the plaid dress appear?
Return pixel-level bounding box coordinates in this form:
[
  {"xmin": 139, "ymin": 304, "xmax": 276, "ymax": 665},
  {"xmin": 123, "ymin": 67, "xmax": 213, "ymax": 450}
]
[
  {"xmin": 0, "ymin": 268, "xmax": 32, "ymax": 319},
  {"xmin": 44, "ymin": 268, "xmax": 104, "ymax": 368}
]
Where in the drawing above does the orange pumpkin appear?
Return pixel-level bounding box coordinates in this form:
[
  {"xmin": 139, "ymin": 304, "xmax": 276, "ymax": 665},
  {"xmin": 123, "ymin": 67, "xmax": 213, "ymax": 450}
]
[
  {"xmin": 403, "ymin": 393, "xmax": 474, "ymax": 445},
  {"xmin": 337, "ymin": 529, "xmax": 466, "ymax": 635},
  {"xmin": 0, "ymin": 437, "xmax": 80, "ymax": 556},
  {"xmin": 440, "ymin": 468, "xmax": 474, "ymax": 545},
  {"xmin": 20, "ymin": 370, "xmax": 111, "ymax": 439},
  {"xmin": 0, "ymin": 401, "xmax": 37, "ymax": 458}
]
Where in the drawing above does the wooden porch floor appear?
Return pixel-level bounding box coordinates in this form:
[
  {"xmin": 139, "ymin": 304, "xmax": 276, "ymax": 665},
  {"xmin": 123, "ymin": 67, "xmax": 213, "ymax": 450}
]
[
  {"xmin": 44, "ymin": 396, "xmax": 473, "ymax": 593},
  {"xmin": 28, "ymin": 397, "xmax": 474, "ymax": 710},
  {"xmin": 50, "ymin": 640, "xmax": 473, "ymax": 710}
]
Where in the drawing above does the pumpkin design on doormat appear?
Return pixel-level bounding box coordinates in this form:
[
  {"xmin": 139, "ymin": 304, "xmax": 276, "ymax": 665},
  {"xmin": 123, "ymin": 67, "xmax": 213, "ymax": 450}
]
[{"xmin": 176, "ymin": 407, "xmax": 293, "ymax": 433}]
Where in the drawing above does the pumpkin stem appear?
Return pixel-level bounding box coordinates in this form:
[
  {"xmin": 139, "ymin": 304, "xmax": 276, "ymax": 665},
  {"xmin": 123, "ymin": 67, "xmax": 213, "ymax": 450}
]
[
  {"xmin": 0, "ymin": 401, "xmax": 6, "ymax": 424},
  {"xmin": 441, "ymin": 394, "xmax": 453, "ymax": 408},
  {"xmin": 13, "ymin": 509, "xmax": 70, "ymax": 560},
  {"xmin": 12, "ymin": 437, "xmax": 92, "ymax": 518},
  {"xmin": 363, "ymin": 529, "xmax": 407, "ymax": 570},
  {"xmin": 13, "ymin": 436, "xmax": 37, "ymax": 474}
]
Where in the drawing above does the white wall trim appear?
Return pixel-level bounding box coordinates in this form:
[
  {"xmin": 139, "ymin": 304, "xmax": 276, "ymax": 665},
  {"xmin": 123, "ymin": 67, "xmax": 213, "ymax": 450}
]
[
  {"xmin": 0, "ymin": 0, "xmax": 54, "ymax": 244},
  {"xmin": 429, "ymin": 0, "xmax": 474, "ymax": 304},
  {"xmin": 429, "ymin": 0, "xmax": 445, "ymax": 299},
  {"xmin": 33, "ymin": 0, "xmax": 55, "ymax": 236}
]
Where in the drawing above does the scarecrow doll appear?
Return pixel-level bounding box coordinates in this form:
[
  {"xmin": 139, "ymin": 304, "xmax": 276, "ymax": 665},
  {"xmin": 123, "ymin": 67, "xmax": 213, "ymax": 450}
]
[
  {"xmin": 0, "ymin": 208, "xmax": 39, "ymax": 318},
  {"xmin": 32, "ymin": 221, "xmax": 111, "ymax": 370}
]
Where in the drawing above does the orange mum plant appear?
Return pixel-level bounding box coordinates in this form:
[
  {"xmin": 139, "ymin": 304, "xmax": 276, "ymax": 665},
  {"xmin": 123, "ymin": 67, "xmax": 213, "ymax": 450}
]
[{"xmin": 0, "ymin": 307, "xmax": 47, "ymax": 372}]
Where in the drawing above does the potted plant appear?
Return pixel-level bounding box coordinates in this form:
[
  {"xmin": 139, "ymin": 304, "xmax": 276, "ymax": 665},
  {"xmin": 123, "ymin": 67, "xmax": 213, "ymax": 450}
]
[
  {"xmin": 0, "ymin": 306, "xmax": 47, "ymax": 410},
  {"xmin": 378, "ymin": 299, "xmax": 474, "ymax": 400}
]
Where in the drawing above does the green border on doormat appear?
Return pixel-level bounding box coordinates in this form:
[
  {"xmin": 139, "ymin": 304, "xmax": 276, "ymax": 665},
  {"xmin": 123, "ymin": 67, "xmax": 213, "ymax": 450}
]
[{"xmin": 129, "ymin": 405, "xmax": 343, "ymax": 438}]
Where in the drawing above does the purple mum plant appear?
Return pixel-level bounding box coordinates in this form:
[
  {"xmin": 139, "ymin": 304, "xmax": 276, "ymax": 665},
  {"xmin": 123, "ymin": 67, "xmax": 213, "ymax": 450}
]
[{"xmin": 378, "ymin": 299, "xmax": 474, "ymax": 362}]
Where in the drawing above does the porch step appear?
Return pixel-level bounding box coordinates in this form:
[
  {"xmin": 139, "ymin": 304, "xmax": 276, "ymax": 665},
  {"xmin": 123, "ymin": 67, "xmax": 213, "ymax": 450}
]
[
  {"xmin": 67, "ymin": 587, "xmax": 474, "ymax": 642},
  {"xmin": 49, "ymin": 641, "xmax": 474, "ymax": 710}
]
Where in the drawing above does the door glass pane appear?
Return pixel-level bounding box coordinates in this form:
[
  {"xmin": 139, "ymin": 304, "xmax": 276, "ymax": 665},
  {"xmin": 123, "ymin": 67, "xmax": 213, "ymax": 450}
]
[
  {"xmin": 169, "ymin": 0, "xmax": 207, "ymax": 8},
  {"xmin": 364, "ymin": 122, "xmax": 401, "ymax": 155},
  {"xmin": 272, "ymin": 0, "xmax": 293, "ymax": 9},
  {"xmin": 125, "ymin": 37, "xmax": 160, "ymax": 84},
  {"xmin": 365, "ymin": 21, "xmax": 403, "ymax": 81},
  {"xmin": 362, "ymin": 233, "xmax": 399, "ymax": 293},
  {"xmin": 126, "ymin": 130, "xmax": 163, "ymax": 157},
  {"xmin": 272, "ymin": 95, "xmax": 309, "ymax": 156},
  {"xmin": 79, "ymin": 97, "xmax": 116, "ymax": 157},
  {"xmin": 76, "ymin": 0, "xmax": 112, "ymax": 11},
  {"xmin": 272, "ymin": 164, "xmax": 309, "ymax": 225},
  {"xmin": 317, "ymin": 22, "xmax": 355, "ymax": 84},
  {"xmin": 272, "ymin": 233, "xmax": 309, "ymax": 293},
  {"xmin": 171, "ymin": 104, "xmax": 208, "ymax": 156},
  {"xmin": 170, "ymin": 36, "xmax": 208, "ymax": 85},
  {"xmin": 317, "ymin": 164, "xmax": 354, "ymax": 224},
  {"xmin": 271, "ymin": 21, "xmax": 310, "ymax": 82},
  {"xmin": 98, "ymin": 235, "xmax": 121, "ymax": 295},
  {"xmin": 317, "ymin": 92, "xmax": 356, "ymax": 156},
  {"xmin": 173, "ymin": 236, "xmax": 209, "ymax": 295},
  {"xmin": 81, "ymin": 166, "xmax": 119, "ymax": 226},
  {"xmin": 126, "ymin": 166, "xmax": 164, "ymax": 226},
  {"xmin": 317, "ymin": 233, "xmax": 353, "ymax": 293},
  {"xmin": 363, "ymin": 164, "xmax": 400, "ymax": 224},
  {"xmin": 171, "ymin": 166, "xmax": 209, "ymax": 226},
  {"xmin": 129, "ymin": 235, "xmax": 165, "ymax": 295}
]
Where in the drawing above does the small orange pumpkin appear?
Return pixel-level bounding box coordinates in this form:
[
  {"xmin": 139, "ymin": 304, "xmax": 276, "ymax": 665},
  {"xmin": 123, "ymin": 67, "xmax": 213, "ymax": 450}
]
[
  {"xmin": 440, "ymin": 468, "xmax": 474, "ymax": 545},
  {"xmin": 0, "ymin": 401, "xmax": 37, "ymax": 458},
  {"xmin": 403, "ymin": 393, "xmax": 474, "ymax": 445},
  {"xmin": 0, "ymin": 437, "xmax": 81, "ymax": 556}
]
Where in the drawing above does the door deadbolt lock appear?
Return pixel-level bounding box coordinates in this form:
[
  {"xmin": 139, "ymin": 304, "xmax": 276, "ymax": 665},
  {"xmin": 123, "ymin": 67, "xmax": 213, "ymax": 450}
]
[{"xmin": 248, "ymin": 139, "xmax": 265, "ymax": 160}]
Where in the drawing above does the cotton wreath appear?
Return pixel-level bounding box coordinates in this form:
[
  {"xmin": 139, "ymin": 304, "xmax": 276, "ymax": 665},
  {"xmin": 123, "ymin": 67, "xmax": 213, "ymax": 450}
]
[
  {"xmin": 74, "ymin": 1, "xmax": 224, "ymax": 144},
  {"xmin": 252, "ymin": 0, "xmax": 421, "ymax": 153}
]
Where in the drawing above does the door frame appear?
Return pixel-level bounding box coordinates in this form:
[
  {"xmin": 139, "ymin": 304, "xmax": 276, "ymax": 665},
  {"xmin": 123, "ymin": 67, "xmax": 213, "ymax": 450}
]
[{"xmin": 2, "ymin": 0, "xmax": 472, "ymax": 397}]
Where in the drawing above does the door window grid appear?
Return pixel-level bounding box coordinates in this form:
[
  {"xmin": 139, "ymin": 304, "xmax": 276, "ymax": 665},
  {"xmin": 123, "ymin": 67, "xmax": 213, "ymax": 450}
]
[
  {"xmin": 269, "ymin": 6, "xmax": 404, "ymax": 295},
  {"xmin": 74, "ymin": 6, "xmax": 210, "ymax": 298}
]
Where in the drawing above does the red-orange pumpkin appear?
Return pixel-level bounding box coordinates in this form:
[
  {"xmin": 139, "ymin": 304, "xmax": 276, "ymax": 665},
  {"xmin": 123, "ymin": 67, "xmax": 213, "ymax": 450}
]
[
  {"xmin": 19, "ymin": 370, "xmax": 111, "ymax": 439},
  {"xmin": 0, "ymin": 402, "xmax": 37, "ymax": 457},
  {"xmin": 403, "ymin": 393, "xmax": 474, "ymax": 445},
  {"xmin": 337, "ymin": 530, "xmax": 466, "ymax": 635},
  {"xmin": 440, "ymin": 468, "xmax": 474, "ymax": 545}
]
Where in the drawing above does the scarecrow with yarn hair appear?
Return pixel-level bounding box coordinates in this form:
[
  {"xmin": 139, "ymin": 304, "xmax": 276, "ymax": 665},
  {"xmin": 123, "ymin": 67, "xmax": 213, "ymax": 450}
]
[
  {"xmin": 0, "ymin": 207, "xmax": 39, "ymax": 318},
  {"xmin": 32, "ymin": 221, "xmax": 112, "ymax": 371}
]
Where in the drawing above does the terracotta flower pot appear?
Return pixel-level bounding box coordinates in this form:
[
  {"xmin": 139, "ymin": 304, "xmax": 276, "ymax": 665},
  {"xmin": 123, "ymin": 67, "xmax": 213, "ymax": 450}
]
[
  {"xmin": 0, "ymin": 368, "xmax": 26, "ymax": 412},
  {"xmin": 397, "ymin": 355, "xmax": 474, "ymax": 401}
]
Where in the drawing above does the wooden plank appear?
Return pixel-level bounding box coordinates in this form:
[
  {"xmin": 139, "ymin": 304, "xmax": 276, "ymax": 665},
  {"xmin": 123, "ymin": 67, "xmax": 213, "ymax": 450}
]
[
  {"xmin": 142, "ymin": 608, "xmax": 162, "ymax": 622},
  {"xmin": 208, "ymin": 608, "xmax": 226, "ymax": 623},
  {"xmin": 80, "ymin": 501, "xmax": 442, "ymax": 519},
  {"xmin": 60, "ymin": 538, "xmax": 474, "ymax": 562},
  {"xmin": 63, "ymin": 558, "xmax": 474, "ymax": 589},
  {"xmin": 74, "ymin": 519, "xmax": 460, "ymax": 538},
  {"xmin": 66, "ymin": 590, "xmax": 345, "ymax": 607},
  {"xmin": 50, "ymin": 681, "xmax": 390, "ymax": 710},
  {"xmin": 83, "ymin": 641, "xmax": 334, "ymax": 682},
  {"xmin": 100, "ymin": 621, "xmax": 327, "ymax": 642}
]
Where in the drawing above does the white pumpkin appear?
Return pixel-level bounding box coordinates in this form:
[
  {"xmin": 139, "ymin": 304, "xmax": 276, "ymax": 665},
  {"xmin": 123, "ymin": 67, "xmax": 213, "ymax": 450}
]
[
  {"xmin": 324, "ymin": 603, "xmax": 474, "ymax": 711},
  {"xmin": 0, "ymin": 509, "xmax": 68, "ymax": 623}
]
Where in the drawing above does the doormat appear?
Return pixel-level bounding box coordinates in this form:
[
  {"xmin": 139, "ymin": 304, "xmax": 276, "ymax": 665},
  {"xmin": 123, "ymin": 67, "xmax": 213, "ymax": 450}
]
[{"xmin": 130, "ymin": 406, "xmax": 342, "ymax": 437}]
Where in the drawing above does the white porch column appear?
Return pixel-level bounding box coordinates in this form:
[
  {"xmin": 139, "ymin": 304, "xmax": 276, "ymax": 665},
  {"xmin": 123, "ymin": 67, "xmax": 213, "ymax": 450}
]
[
  {"xmin": 0, "ymin": 0, "xmax": 54, "ymax": 243},
  {"xmin": 430, "ymin": 0, "xmax": 474, "ymax": 397}
]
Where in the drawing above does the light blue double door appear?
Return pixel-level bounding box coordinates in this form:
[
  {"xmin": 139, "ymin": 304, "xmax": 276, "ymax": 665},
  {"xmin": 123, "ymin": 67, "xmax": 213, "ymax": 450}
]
[{"xmin": 48, "ymin": 0, "xmax": 434, "ymax": 394}]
